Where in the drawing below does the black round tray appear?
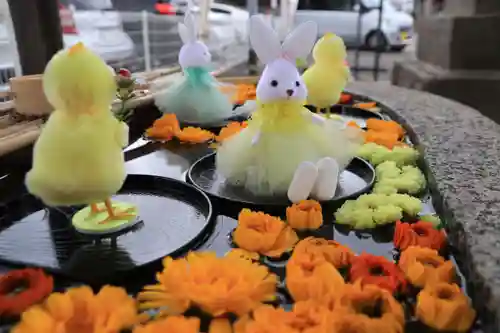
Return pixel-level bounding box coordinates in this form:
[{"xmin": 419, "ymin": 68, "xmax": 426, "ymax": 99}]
[
  {"xmin": 186, "ymin": 152, "xmax": 375, "ymax": 212},
  {"xmin": 180, "ymin": 104, "xmax": 249, "ymax": 131},
  {"xmin": 305, "ymin": 104, "xmax": 382, "ymax": 128},
  {"xmin": 0, "ymin": 174, "xmax": 213, "ymax": 283}
]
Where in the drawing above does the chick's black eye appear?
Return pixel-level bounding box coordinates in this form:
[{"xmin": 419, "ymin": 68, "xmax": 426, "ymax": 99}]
[
  {"xmin": 270, "ymin": 80, "xmax": 278, "ymax": 87},
  {"xmin": 295, "ymin": 81, "xmax": 300, "ymax": 87}
]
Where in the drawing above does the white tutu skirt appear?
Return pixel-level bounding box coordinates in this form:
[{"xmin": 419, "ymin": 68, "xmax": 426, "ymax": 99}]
[{"xmin": 216, "ymin": 103, "xmax": 363, "ymax": 196}]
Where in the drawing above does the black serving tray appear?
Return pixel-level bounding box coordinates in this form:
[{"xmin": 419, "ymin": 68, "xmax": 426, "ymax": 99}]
[
  {"xmin": 305, "ymin": 104, "xmax": 382, "ymax": 128},
  {"xmin": 186, "ymin": 152, "xmax": 375, "ymax": 216},
  {"xmin": 0, "ymin": 174, "xmax": 213, "ymax": 284}
]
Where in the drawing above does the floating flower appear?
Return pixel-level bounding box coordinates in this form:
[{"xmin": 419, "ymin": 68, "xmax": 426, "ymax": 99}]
[
  {"xmin": 364, "ymin": 130, "xmax": 400, "ymax": 149},
  {"xmin": 226, "ymin": 248, "xmax": 260, "ymax": 262},
  {"xmin": 286, "ymin": 200, "xmax": 323, "ymax": 230},
  {"xmin": 233, "ymin": 209, "xmax": 299, "ymax": 258},
  {"xmin": 145, "ymin": 126, "xmax": 176, "ymax": 141},
  {"xmin": 293, "ymin": 237, "xmax": 354, "ymax": 269},
  {"xmin": 394, "ymin": 221, "xmax": 446, "ymax": 251},
  {"xmin": 12, "ymin": 285, "xmax": 137, "ymax": 333},
  {"xmin": 398, "ymin": 246, "xmax": 455, "ymax": 288},
  {"xmin": 235, "ymin": 301, "xmax": 337, "ymax": 333},
  {"xmin": 286, "ymin": 250, "xmax": 345, "ymax": 301},
  {"xmin": 288, "ymin": 300, "xmax": 336, "ymax": 332},
  {"xmin": 133, "ymin": 316, "xmax": 200, "ymax": 333},
  {"xmin": 230, "ymin": 84, "xmax": 256, "ymax": 104},
  {"xmin": 366, "ymin": 119, "xmax": 404, "ymax": 139},
  {"xmin": 333, "ymin": 282, "xmax": 405, "ymax": 333},
  {"xmin": 335, "ymin": 193, "xmax": 422, "ymax": 229},
  {"xmin": 350, "ymin": 254, "xmax": 406, "ymax": 294},
  {"xmin": 346, "ymin": 120, "xmax": 361, "ymax": 129},
  {"xmin": 357, "ymin": 143, "xmax": 419, "ymax": 167},
  {"xmin": 354, "ymin": 101, "xmax": 378, "ymax": 110},
  {"xmin": 416, "ymin": 282, "xmax": 476, "ymax": 332},
  {"xmin": 373, "ymin": 161, "xmax": 426, "ymax": 195},
  {"xmin": 138, "ymin": 252, "xmax": 277, "ymax": 319},
  {"xmin": 176, "ymin": 127, "xmax": 214, "ymax": 144},
  {"xmin": 0, "ymin": 268, "xmax": 53, "ymax": 317},
  {"xmin": 233, "ymin": 305, "xmax": 298, "ymax": 333},
  {"xmin": 216, "ymin": 121, "xmax": 248, "ymax": 142},
  {"xmin": 146, "ymin": 114, "xmax": 181, "ymax": 140}
]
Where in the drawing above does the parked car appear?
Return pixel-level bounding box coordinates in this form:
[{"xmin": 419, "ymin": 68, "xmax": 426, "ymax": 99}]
[
  {"xmin": 390, "ymin": 0, "xmax": 414, "ymax": 15},
  {"xmin": 294, "ymin": 0, "xmax": 414, "ymax": 51},
  {"xmin": 154, "ymin": 0, "xmax": 249, "ymax": 47},
  {"xmin": 0, "ymin": 0, "xmax": 135, "ymax": 91}
]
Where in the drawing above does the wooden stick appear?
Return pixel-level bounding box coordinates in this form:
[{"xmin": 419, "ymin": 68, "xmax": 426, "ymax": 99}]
[
  {"xmin": 0, "ymin": 119, "xmax": 43, "ymax": 138},
  {"xmin": 0, "ymin": 126, "xmax": 40, "ymax": 157}
]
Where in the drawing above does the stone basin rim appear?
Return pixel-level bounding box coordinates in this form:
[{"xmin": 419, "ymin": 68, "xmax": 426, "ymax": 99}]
[{"xmin": 346, "ymin": 81, "xmax": 500, "ymax": 332}]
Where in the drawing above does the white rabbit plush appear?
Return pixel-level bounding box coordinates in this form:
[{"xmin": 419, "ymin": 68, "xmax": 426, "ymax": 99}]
[
  {"xmin": 216, "ymin": 15, "xmax": 363, "ymax": 202},
  {"xmin": 152, "ymin": 11, "xmax": 236, "ymax": 125}
]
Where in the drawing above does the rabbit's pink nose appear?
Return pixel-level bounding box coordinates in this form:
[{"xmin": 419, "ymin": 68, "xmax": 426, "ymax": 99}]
[{"xmin": 286, "ymin": 89, "xmax": 294, "ymax": 97}]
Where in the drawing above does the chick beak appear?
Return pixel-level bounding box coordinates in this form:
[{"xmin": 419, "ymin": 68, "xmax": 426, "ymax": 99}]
[{"xmin": 69, "ymin": 42, "xmax": 85, "ymax": 56}]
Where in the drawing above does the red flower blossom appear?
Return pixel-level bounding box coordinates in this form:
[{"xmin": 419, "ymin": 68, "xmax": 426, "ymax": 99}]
[
  {"xmin": 394, "ymin": 221, "xmax": 446, "ymax": 251},
  {"xmin": 0, "ymin": 268, "xmax": 53, "ymax": 316},
  {"xmin": 350, "ymin": 254, "xmax": 406, "ymax": 294}
]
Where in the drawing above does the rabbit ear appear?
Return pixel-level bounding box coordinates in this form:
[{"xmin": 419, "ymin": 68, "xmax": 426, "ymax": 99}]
[
  {"xmin": 249, "ymin": 15, "xmax": 282, "ymax": 64},
  {"xmin": 282, "ymin": 21, "xmax": 318, "ymax": 61},
  {"xmin": 178, "ymin": 22, "xmax": 193, "ymax": 44},
  {"xmin": 179, "ymin": 12, "xmax": 197, "ymax": 43}
]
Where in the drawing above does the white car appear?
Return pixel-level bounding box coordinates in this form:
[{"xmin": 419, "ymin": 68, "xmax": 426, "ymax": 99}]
[
  {"xmin": 294, "ymin": 0, "xmax": 414, "ymax": 51},
  {"xmin": 59, "ymin": 0, "xmax": 135, "ymax": 63},
  {"xmin": 172, "ymin": 1, "xmax": 249, "ymax": 49},
  {"xmin": 0, "ymin": 0, "xmax": 135, "ymax": 91},
  {"xmin": 390, "ymin": 0, "xmax": 414, "ymax": 15}
]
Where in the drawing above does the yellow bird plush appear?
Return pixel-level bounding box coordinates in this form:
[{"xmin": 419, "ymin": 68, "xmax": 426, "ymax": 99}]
[
  {"xmin": 302, "ymin": 33, "xmax": 350, "ymax": 116},
  {"xmin": 25, "ymin": 43, "xmax": 135, "ymax": 226}
]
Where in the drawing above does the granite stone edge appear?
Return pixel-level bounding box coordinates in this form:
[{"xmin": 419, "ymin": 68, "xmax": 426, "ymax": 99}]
[{"xmin": 346, "ymin": 82, "xmax": 500, "ymax": 332}]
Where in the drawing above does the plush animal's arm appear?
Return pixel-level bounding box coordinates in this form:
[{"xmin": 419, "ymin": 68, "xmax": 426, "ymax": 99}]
[
  {"xmin": 343, "ymin": 65, "xmax": 352, "ymax": 81},
  {"xmin": 116, "ymin": 121, "xmax": 129, "ymax": 148}
]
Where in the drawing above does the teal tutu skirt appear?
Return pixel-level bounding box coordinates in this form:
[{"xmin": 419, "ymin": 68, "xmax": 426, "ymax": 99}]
[{"xmin": 153, "ymin": 67, "xmax": 236, "ymax": 125}]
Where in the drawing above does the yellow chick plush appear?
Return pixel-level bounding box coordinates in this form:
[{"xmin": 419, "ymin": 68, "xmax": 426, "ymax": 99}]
[
  {"xmin": 302, "ymin": 33, "xmax": 350, "ymax": 115},
  {"xmin": 26, "ymin": 43, "xmax": 135, "ymax": 228}
]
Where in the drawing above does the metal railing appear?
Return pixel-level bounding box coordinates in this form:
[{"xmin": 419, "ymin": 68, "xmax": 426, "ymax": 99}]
[
  {"xmin": 109, "ymin": 11, "xmax": 249, "ymax": 73},
  {"xmin": 0, "ymin": 10, "xmax": 250, "ymax": 91}
]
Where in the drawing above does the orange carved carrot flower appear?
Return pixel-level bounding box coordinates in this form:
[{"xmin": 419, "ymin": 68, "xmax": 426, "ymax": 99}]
[
  {"xmin": 350, "ymin": 253, "xmax": 406, "ymax": 294},
  {"xmin": 12, "ymin": 285, "xmax": 138, "ymax": 333},
  {"xmin": 0, "ymin": 268, "xmax": 53, "ymax": 317},
  {"xmin": 366, "ymin": 119, "xmax": 404, "ymax": 139},
  {"xmin": 138, "ymin": 252, "xmax": 277, "ymax": 320},
  {"xmin": 233, "ymin": 209, "xmax": 299, "ymax": 258},
  {"xmin": 235, "ymin": 301, "xmax": 337, "ymax": 333},
  {"xmin": 394, "ymin": 221, "xmax": 447, "ymax": 251},
  {"xmin": 286, "ymin": 249, "xmax": 345, "ymax": 302},
  {"xmin": 286, "ymin": 200, "xmax": 323, "ymax": 230},
  {"xmin": 398, "ymin": 246, "xmax": 455, "ymax": 288},
  {"xmin": 216, "ymin": 121, "xmax": 248, "ymax": 142},
  {"xmin": 133, "ymin": 316, "xmax": 200, "ymax": 333},
  {"xmin": 175, "ymin": 127, "xmax": 214, "ymax": 144},
  {"xmin": 293, "ymin": 237, "xmax": 354, "ymax": 269},
  {"xmin": 226, "ymin": 248, "xmax": 260, "ymax": 262},
  {"xmin": 146, "ymin": 113, "xmax": 181, "ymax": 140},
  {"xmin": 416, "ymin": 282, "xmax": 476, "ymax": 332},
  {"xmin": 233, "ymin": 305, "xmax": 298, "ymax": 333},
  {"xmin": 333, "ymin": 281, "xmax": 405, "ymax": 333}
]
